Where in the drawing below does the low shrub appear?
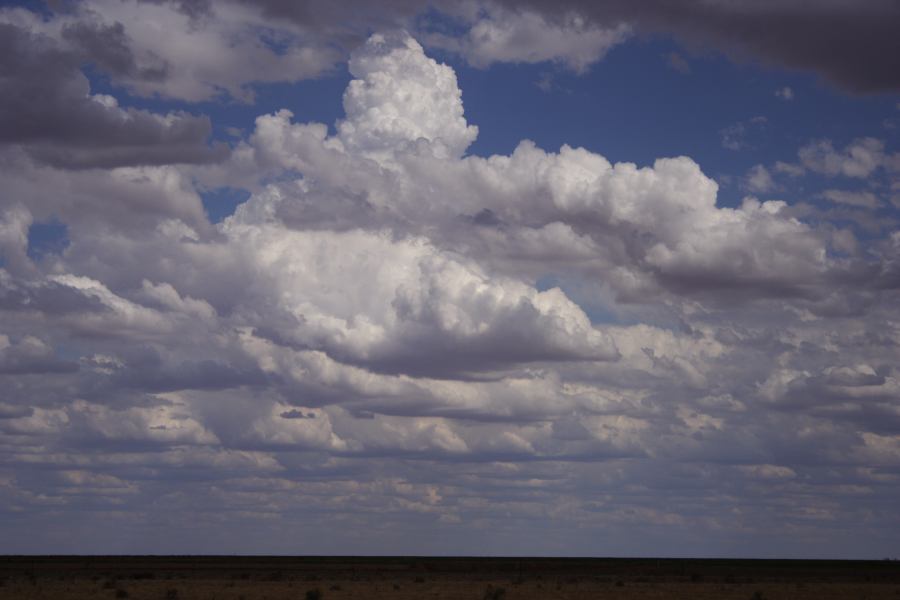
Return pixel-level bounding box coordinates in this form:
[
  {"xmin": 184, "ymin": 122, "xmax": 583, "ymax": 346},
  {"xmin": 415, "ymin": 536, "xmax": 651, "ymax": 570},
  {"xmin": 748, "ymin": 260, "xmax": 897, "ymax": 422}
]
[{"xmin": 305, "ymin": 588, "xmax": 322, "ymax": 600}]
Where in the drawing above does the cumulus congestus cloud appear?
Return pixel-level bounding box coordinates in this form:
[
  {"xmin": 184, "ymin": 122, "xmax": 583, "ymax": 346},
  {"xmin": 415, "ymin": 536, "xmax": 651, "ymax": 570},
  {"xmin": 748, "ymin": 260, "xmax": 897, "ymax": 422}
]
[{"xmin": 0, "ymin": 29, "xmax": 899, "ymax": 556}]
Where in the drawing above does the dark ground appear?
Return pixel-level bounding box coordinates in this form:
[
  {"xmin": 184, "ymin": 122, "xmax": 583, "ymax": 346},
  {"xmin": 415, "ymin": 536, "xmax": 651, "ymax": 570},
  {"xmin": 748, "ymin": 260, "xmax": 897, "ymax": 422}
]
[{"xmin": 2, "ymin": 555, "xmax": 899, "ymax": 599}]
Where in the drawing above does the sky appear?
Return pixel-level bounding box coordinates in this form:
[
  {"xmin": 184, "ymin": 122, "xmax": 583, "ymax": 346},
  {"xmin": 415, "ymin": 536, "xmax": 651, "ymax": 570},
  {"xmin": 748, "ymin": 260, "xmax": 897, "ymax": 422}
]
[{"xmin": 1, "ymin": 0, "xmax": 900, "ymax": 558}]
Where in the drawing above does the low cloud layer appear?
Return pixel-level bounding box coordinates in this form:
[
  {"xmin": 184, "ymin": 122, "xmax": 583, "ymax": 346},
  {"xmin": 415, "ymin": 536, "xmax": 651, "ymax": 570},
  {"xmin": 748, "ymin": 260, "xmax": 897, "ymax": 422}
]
[{"xmin": 0, "ymin": 12, "xmax": 899, "ymax": 556}]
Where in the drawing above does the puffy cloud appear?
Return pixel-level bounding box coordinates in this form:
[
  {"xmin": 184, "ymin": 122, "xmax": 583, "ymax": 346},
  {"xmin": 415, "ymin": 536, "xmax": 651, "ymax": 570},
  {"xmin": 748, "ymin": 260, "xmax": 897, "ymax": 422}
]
[
  {"xmin": 223, "ymin": 224, "xmax": 618, "ymax": 376},
  {"xmin": 744, "ymin": 164, "xmax": 777, "ymax": 194},
  {"xmin": 338, "ymin": 32, "xmax": 479, "ymax": 160},
  {"xmin": 798, "ymin": 137, "xmax": 897, "ymax": 178},
  {"xmin": 238, "ymin": 62, "xmax": 829, "ymax": 302},
  {"xmin": 0, "ymin": 28, "xmax": 899, "ymax": 557}
]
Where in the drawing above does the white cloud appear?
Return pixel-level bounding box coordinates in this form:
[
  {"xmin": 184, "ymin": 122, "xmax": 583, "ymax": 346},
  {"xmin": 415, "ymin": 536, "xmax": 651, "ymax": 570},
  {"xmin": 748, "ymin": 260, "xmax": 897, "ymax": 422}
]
[
  {"xmin": 822, "ymin": 189, "xmax": 882, "ymax": 209},
  {"xmin": 774, "ymin": 161, "xmax": 806, "ymax": 177},
  {"xmin": 775, "ymin": 86, "xmax": 794, "ymax": 100},
  {"xmin": 798, "ymin": 137, "xmax": 893, "ymax": 178},
  {"xmin": 744, "ymin": 164, "xmax": 776, "ymax": 193},
  {"xmin": 339, "ymin": 32, "xmax": 479, "ymax": 160}
]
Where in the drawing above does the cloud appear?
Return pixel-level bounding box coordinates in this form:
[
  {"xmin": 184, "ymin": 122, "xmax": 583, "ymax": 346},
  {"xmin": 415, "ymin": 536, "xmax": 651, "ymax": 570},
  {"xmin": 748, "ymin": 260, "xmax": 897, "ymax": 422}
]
[
  {"xmin": 665, "ymin": 51, "xmax": 691, "ymax": 74},
  {"xmin": 21, "ymin": 0, "xmax": 344, "ymax": 103},
  {"xmin": 0, "ymin": 335, "xmax": 79, "ymax": 375},
  {"xmin": 1, "ymin": 28, "xmax": 899, "ymax": 556},
  {"xmin": 0, "ymin": 20, "xmax": 226, "ymax": 169},
  {"xmin": 720, "ymin": 116, "xmax": 767, "ymax": 151},
  {"xmin": 224, "ymin": 0, "xmax": 900, "ymax": 94},
  {"xmin": 339, "ymin": 32, "xmax": 479, "ymax": 160},
  {"xmin": 744, "ymin": 164, "xmax": 777, "ymax": 194},
  {"xmin": 798, "ymin": 137, "xmax": 897, "ymax": 178},
  {"xmin": 822, "ymin": 189, "xmax": 883, "ymax": 209},
  {"xmin": 775, "ymin": 86, "xmax": 794, "ymax": 100},
  {"xmin": 8, "ymin": 0, "xmax": 897, "ymax": 116},
  {"xmin": 490, "ymin": 0, "xmax": 900, "ymax": 93},
  {"xmin": 774, "ymin": 161, "xmax": 806, "ymax": 177},
  {"xmin": 425, "ymin": 6, "xmax": 630, "ymax": 72}
]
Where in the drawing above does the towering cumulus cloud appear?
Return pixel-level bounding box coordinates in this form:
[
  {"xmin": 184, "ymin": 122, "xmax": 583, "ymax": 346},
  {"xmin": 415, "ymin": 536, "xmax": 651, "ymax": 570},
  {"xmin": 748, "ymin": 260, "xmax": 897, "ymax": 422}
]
[{"xmin": 0, "ymin": 30, "xmax": 898, "ymax": 557}]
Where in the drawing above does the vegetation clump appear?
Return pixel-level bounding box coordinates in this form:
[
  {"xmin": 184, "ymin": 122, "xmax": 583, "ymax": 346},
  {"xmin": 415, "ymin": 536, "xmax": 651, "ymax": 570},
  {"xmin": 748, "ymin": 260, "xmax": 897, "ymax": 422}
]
[{"xmin": 305, "ymin": 588, "xmax": 322, "ymax": 600}]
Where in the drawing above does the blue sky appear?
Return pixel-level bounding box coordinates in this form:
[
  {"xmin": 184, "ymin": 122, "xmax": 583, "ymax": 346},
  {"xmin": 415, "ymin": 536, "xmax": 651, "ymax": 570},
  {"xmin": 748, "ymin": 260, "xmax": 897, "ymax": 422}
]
[{"xmin": 3, "ymin": 0, "xmax": 900, "ymax": 558}]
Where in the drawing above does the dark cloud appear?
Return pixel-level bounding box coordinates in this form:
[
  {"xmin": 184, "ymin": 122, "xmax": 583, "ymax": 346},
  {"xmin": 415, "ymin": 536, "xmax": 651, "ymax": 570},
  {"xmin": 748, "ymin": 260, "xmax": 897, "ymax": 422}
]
[
  {"xmin": 234, "ymin": 0, "xmax": 422, "ymax": 35},
  {"xmin": 113, "ymin": 359, "xmax": 274, "ymax": 392},
  {"xmin": 0, "ymin": 274, "xmax": 108, "ymax": 315},
  {"xmin": 0, "ymin": 22, "xmax": 226, "ymax": 168},
  {"xmin": 492, "ymin": 0, "xmax": 900, "ymax": 93},
  {"xmin": 0, "ymin": 336, "xmax": 79, "ymax": 375},
  {"xmin": 61, "ymin": 19, "xmax": 168, "ymax": 81}
]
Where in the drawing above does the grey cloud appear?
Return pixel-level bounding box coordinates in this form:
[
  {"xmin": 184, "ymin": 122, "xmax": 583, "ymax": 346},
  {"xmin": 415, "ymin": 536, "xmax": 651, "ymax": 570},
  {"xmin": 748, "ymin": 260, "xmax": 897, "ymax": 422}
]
[
  {"xmin": 0, "ymin": 336, "xmax": 79, "ymax": 375},
  {"xmin": 225, "ymin": 0, "xmax": 900, "ymax": 93},
  {"xmin": 492, "ymin": 0, "xmax": 900, "ymax": 93},
  {"xmin": 232, "ymin": 0, "xmax": 422, "ymax": 37},
  {"xmin": 61, "ymin": 19, "xmax": 168, "ymax": 82},
  {"xmin": 112, "ymin": 359, "xmax": 274, "ymax": 392},
  {"xmin": 0, "ymin": 403, "xmax": 34, "ymax": 419},
  {"xmin": 0, "ymin": 271, "xmax": 108, "ymax": 316},
  {"xmin": 34, "ymin": 0, "xmax": 346, "ymax": 102},
  {"xmin": 0, "ymin": 22, "xmax": 226, "ymax": 169},
  {"xmin": 798, "ymin": 137, "xmax": 896, "ymax": 178}
]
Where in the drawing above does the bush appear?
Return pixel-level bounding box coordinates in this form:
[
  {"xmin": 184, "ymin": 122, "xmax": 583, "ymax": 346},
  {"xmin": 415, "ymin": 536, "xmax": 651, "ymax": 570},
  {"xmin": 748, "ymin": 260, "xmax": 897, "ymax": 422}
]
[{"xmin": 305, "ymin": 588, "xmax": 322, "ymax": 600}]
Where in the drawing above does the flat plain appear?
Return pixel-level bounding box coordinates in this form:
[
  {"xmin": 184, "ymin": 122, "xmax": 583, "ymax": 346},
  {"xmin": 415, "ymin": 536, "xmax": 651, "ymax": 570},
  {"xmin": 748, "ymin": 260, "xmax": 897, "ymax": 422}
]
[{"xmin": 1, "ymin": 556, "xmax": 899, "ymax": 599}]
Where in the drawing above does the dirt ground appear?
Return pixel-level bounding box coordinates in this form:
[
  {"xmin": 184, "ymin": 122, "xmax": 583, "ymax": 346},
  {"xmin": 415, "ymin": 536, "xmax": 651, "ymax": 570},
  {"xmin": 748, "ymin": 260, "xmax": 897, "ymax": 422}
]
[{"xmin": 1, "ymin": 556, "xmax": 899, "ymax": 599}]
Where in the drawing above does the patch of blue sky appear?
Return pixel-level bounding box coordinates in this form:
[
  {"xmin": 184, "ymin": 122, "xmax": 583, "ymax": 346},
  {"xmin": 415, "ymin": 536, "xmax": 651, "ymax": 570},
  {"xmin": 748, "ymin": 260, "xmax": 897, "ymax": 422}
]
[
  {"xmin": 200, "ymin": 187, "xmax": 252, "ymax": 224},
  {"xmin": 27, "ymin": 218, "xmax": 69, "ymax": 261},
  {"xmin": 0, "ymin": 0, "xmax": 50, "ymax": 17},
  {"xmin": 536, "ymin": 274, "xmax": 641, "ymax": 327}
]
